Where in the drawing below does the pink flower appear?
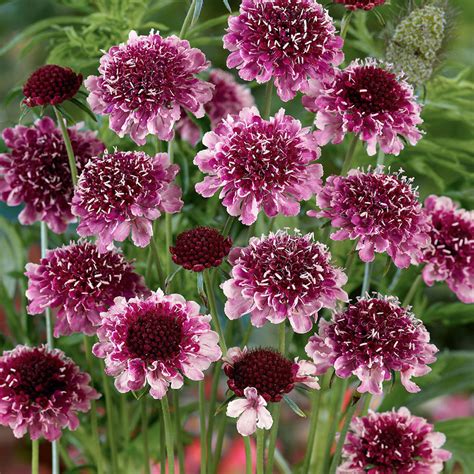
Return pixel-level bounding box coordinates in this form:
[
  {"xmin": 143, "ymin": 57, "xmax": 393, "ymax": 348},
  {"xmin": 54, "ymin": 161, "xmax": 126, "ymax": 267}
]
[
  {"xmin": 338, "ymin": 408, "xmax": 451, "ymax": 473},
  {"xmin": 223, "ymin": 230, "xmax": 347, "ymax": 333},
  {"xmin": 0, "ymin": 117, "xmax": 104, "ymax": 233},
  {"xmin": 334, "ymin": 0, "xmax": 386, "ymax": 11},
  {"xmin": 223, "ymin": 0, "xmax": 343, "ymax": 101},
  {"xmin": 421, "ymin": 195, "xmax": 474, "ymax": 303},
  {"xmin": 85, "ymin": 30, "xmax": 214, "ymax": 145},
  {"xmin": 306, "ymin": 295, "xmax": 438, "ymax": 395},
  {"xmin": 26, "ymin": 240, "xmax": 147, "ymax": 336},
  {"xmin": 312, "ymin": 167, "xmax": 430, "ymax": 268},
  {"xmin": 0, "ymin": 345, "xmax": 99, "ymax": 441},
  {"xmin": 176, "ymin": 69, "xmax": 255, "ymax": 146},
  {"xmin": 194, "ymin": 107, "xmax": 322, "ymax": 225},
  {"xmin": 93, "ymin": 290, "xmax": 222, "ymax": 399},
  {"xmin": 302, "ymin": 59, "xmax": 423, "ymax": 156},
  {"xmin": 71, "ymin": 150, "xmax": 183, "ymax": 251}
]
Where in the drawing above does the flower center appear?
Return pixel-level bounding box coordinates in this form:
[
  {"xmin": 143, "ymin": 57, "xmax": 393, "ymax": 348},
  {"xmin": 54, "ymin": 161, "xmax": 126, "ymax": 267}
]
[{"xmin": 126, "ymin": 308, "xmax": 183, "ymax": 363}]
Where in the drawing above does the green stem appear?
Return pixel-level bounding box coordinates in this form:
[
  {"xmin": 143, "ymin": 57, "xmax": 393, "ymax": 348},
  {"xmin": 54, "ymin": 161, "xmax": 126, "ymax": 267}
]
[
  {"xmin": 302, "ymin": 388, "xmax": 323, "ymax": 474},
  {"xmin": 173, "ymin": 391, "xmax": 185, "ymax": 474},
  {"xmin": 211, "ymin": 413, "xmax": 227, "ymax": 474},
  {"xmin": 203, "ymin": 269, "xmax": 227, "ymax": 353},
  {"xmin": 165, "ymin": 141, "xmax": 174, "ymax": 276},
  {"xmin": 262, "ymin": 81, "xmax": 273, "ymax": 119},
  {"xmin": 53, "ymin": 106, "xmax": 78, "ymax": 186},
  {"xmin": 403, "ymin": 274, "xmax": 422, "ymax": 307},
  {"xmin": 340, "ymin": 11, "xmax": 353, "ymax": 40},
  {"xmin": 120, "ymin": 394, "xmax": 130, "ymax": 472},
  {"xmin": 206, "ymin": 362, "xmax": 222, "ymax": 472},
  {"xmin": 244, "ymin": 436, "xmax": 252, "ymax": 474},
  {"xmin": 341, "ymin": 135, "xmax": 359, "ymax": 175},
  {"xmin": 199, "ymin": 380, "xmax": 207, "ymax": 474},
  {"xmin": 101, "ymin": 367, "xmax": 119, "ymax": 474},
  {"xmin": 161, "ymin": 395, "xmax": 175, "ymax": 474},
  {"xmin": 141, "ymin": 397, "xmax": 151, "ymax": 474},
  {"xmin": 360, "ymin": 262, "xmax": 372, "ymax": 296},
  {"xmin": 360, "ymin": 393, "xmax": 372, "ymax": 416},
  {"xmin": 150, "ymin": 233, "xmax": 167, "ymax": 290},
  {"xmin": 256, "ymin": 429, "xmax": 265, "ymax": 474},
  {"xmin": 31, "ymin": 439, "xmax": 39, "ymax": 474},
  {"xmin": 179, "ymin": 0, "xmax": 196, "ymax": 38},
  {"xmin": 160, "ymin": 415, "xmax": 166, "ymax": 474},
  {"xmin": 221, "ymin": 215, "xmax": 235, "ymax": 237}
]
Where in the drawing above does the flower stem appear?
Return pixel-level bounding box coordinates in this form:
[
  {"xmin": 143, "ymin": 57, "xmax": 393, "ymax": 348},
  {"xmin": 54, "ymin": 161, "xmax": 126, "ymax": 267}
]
[
  {"xmin": 150, "ymin": 231, "xmax": 167, "ymax": 290},
  {"xmin": 262, "ymin": 81, "xmax": 273, "ymax": 119},
  {"xmin": 179, "ymin": 0, "xmax": 196, "ymax": 39},
  {"xmin": 31, "ymin": 439, "xmax": 39, "ymax": 474},
  {"xmin": 340, "ymin": 11, "xmax": 353, "ymax": 40},
  {"xmin": 199, "ymin": 380, "xmax": 207, "ymax": 474},
  {"xmin": 203, "ymin": 269, "xmax": 227, "ymax": 353},
  {"xmin": 141, "ymin": 396, "xmax": 151, "ymax": 474},
  {"xmin": 360, "ymin": 393, "xmax": 372, "ymax": 416},
  {"xmin": 101, "ymin": 367, "xmax": 119, "ymax": 474},
  {"xmin": 165, "ymin": 140, "xmax": 174, "ymax": 276},
  {"xmin": 256, "ymin": 429, "xmax": 265, "ymax": 474},
  {"xmin": 244, "ymin": 436, "xmax": 253, "ymax": 474},
  {"xmin": 360, "ymin": 261, "xmax": 372, "ymax": 296},
  {"xmin": 221, "ymin": 215, "xmax": 235, "ymax": 237},
  {"xmin": 53, "ymin": 105, "xmax": 78, "ymax": 186},
  {"xmin": 172, "ymin": 391, "xmax": 185, "ymax": 474},
  {"xmin": 211, "ymin": 412, "xmax": 227, "ymax": 474},
  {"xmin": 341, "ymin": 134, "xmax": 359, "ymax": 175},
  {"xmin": 120, "ymin": 394, "xmax": 130, "ymax": 471},
  {"xmin": 161, "ymin": 395, "xmax": 175, "ymax": 474},
  {"xmin": 206, "ymin": 361, "xmax": 222, "ymax": 472},
  {"xmin": 403, "ymin": 274, "xmax": 422, "ymax": 307},
  {"xmin": 302, "ymin": 388, "xmax": 323, "ymax": 473}
]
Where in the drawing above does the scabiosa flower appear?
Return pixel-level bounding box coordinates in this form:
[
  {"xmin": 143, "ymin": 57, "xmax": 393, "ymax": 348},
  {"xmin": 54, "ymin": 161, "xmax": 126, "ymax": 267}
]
[
  {"xmin": 224, "ymin": 347, "xmax": 319, "ymax": 436},
  {"xmin": 420, "ymin": 195, "xmax": 474, "ymax": 304},
  {"xmin": 170, "ymin": 227, "xmax": 232, "ymax": 272},
  {"xmin": 312, "ymin": 167, "xmax": 430, "ymax": 268},
  {"xmin": 338, "ymin": 408, "xmax": 451, "ymax": 474},
  {"xmin": 23, "ymin": 64, "xmax": 83, "ymax": 108},
  {"xmin": 306, "ymin": 295, "xmax": 438, "ymax": 395},
  {"xmin": 0, "ymin": 345, "xmax": 99, "ymax": 441},
  {"xmin": 222, "ymin": 230, "xmax": 347, "ymax": 334},
  {"xmin": 194, "ymin": 107, "xmax": 322, "ymax": 226},
  {"xmin": 26, "ymin": 241, "xmax": 147, "ymax": 336},
  {"xmin": 71, "ymin": 150, "xmax": 183, "ymax": 251},
  {"xmin": 0, "ymin": 117, "xmax": 104, "ymax": 233},
  {"xmin": 93, "ymin": 290, "xmax": 222, "ymax": 398},
  {"xmin": 223, "ymin": 0, "xmax": 343, "ymax": 102},
  {"xmin": 302, "ymin": 58, "xmax": 423, "ymax": 156},
  {"xmin": 85, "ymin": 30, "xmax": 214, "ymax": 145},
  {"xmin": 334, "ymin": 0, "xmax": 386, "ymax": 11}
]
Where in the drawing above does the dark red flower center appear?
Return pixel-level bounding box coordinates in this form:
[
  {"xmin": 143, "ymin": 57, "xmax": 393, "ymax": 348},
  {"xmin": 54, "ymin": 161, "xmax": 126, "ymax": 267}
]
[
  {"xmin": 335, "ymin": 0, "xmax": 386, "ymax": 11},
  {"xmin": 225, "ymin": 348, "xmax": 295, "ymax": 402}
]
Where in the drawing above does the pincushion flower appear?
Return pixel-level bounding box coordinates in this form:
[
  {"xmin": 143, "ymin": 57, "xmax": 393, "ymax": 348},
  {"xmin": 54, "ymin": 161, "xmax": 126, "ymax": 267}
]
[
  {"xmin": 0, "ymin": 117, "xmax": 104, "ymax": 233},
  {"xmin": 71, "ymin": 150, "xmax": 183, "ymax": 251},
  {"xmin": 334, "ymin": 0, "xmax": 386, "ymax": 11},
  {"xmin": 194, "ymin": 107, "xmax": 322, "ymax": 225},
  {"xmin": 312, "ymin": 167, "xmax": 430, "ymax": 268},
  {"xmin": 302, "ymin": 58, "xmax": 423, "ymax": 156},
  {"xmin": 93, "ymin": 290, "xmax": 222, "ymax": 398},
  {"xmin": 223, "ymin": 0, "xmax": 343, "ymax": 101},
  {"xmin": 0, "ymin": 345, "xmax": 99, "ymax": 441},
  {"xmin": 305, "ymin": 295, "xmax": 438, "ymax": 395},
  {"xmin": 26, "ymin": 241, "xmax": 147, "ymax": 336},
  {"xmin": 85, "ymin": 30, "xmax": 214, "ymax": 145},
  {"xmin": 224, "ymin": 347, "xmax": 319, "ymax": 435},
  {"xmin": 222, "ymin": 230, "xmax": 348, "ymax": 333},
  {"xmin": 338, "ymin": 408, "xmax": 451, "ymax": 473},
  {"xmin": 420, "ymin": 195, "xmax": 474, "ymax": 303}
]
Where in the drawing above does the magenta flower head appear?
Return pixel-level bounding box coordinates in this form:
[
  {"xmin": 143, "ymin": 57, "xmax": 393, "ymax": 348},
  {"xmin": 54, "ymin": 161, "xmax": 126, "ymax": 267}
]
[
  {"xmin": 338, "ymin": 408, "xmax": 451, "ymax": 474},
  {"xmin": 93, "ymin": 290, "xmax": 222, "ymax": 399},
  {"xmin": 223, "ymin": 0, "xmax": 343, "ymax": 101},
  {"xmin": 421, "ymin": 195, "xmax": 474, "ymax": 303},
  {"xmin": 0, "ymin": 345, "xmax": 99, "ymax": 441},
  {"xmin": 334, "ymin": 0, "xmax": 386, "ymax": 11},
  {"xmin": 23, "ymin": 64, "xmax": 83, "ymax": 108},
  {"xmin": 72, "ymin": 150, "xmax": 183, "ymax": 251},
  {"xmin": 302, "ymin": 59, "xmax": 423, "ymax": 156},
  {"xmin": 195, "ymin": 107, "xmax": 322, "ymax": 225},
  {"xmin": 26, "ymin": 240, "xmax": 147, "ymax": 336},
  {"xmin": 170, "ymin": 226, "xmax": 233, "ymax": 272},
  {"xmin": 0, "ymin": 117, "xmax": 104, "ymax": 233},
  {"xmin": 312, "ymin": 167, "xmax": 430, "ymax": 268},
  {"xmin": 85, "ymin": 30, "xmax": 214, "ymax": 145},
  {"xmin": 306, "ymin": 294, "xmax": 438, "ymax": 395},
  {"xmin": 224, "ymin": 347, "xmax": 319, "ymax": 436},
  {"xmin": 222, "ymin": 230, "xmax": 348, "ymax": 334}
]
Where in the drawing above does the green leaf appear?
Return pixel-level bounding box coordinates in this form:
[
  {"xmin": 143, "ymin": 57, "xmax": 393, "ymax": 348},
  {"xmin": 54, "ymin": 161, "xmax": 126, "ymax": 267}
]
[
  {"xmin": 223, "ymin": 0, "xmax": 232, "ymax": 12},
  {"xmin": 69, "ymin": 98, "xmax": 98, "ymax": 122},
  {"xmin": 422, "ymin": 302, "xmax": 474, "ymax": 326},
  {"xmin": 283, "ymin": 395, "xmax": 306, "ymax": 418}
]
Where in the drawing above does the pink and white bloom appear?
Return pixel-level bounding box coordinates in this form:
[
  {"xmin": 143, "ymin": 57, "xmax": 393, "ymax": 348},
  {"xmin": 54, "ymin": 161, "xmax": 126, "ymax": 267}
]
[
  {"xmin": 194, "ymin": 107, "xmax": 322, "ymax": 225},
  {"xmin": 306, "ymin": 295, "xmax": 438, "ymax": 395},
  {"xmin": 72, "ymin": 150, "xmax": 183, "ymax": 251},
  {"xmin": 421, "ymin": 195, "xmax": 474, "ymax": 303},
  {"xmin": 85, "ymin": 30, "xmax": 214, "ymax": 145},
  {"xmin": 93, "ymin": 290, "xmax": 221, "ymax": 399},
  {"xmin": 312, "ymin": 167, "xmax": 430, "ymax": 268},
  {"xmin": 223, "ymin": 230, "xmax": 347, "ymax": 333},
  {"xmin": 0, "ymin": 345, "xmax": 99, "ymax": 441},
  {"xmin": 302, "ymin": 58, "xmax": 423, "ymax": 156},
  {"xmin": 224, "ymin": 0, "xmax": 343, "ymax": 101},
  {"xmin": 334, "ymin": 0, "xmax": 386, "ymax": 11},
  {"xmin": 338, "ymin": 408, "xmax": 451, "ymax": 473}
]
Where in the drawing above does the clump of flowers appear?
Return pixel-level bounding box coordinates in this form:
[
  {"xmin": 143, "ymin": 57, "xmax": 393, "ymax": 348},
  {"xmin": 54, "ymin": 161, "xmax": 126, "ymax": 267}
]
[
  {"xmin": 72, "ymin": 150, "xmax": 183, "ymax": 251},
  {"xmin": 223, "ymin": 0, "xmax": 343, "ymax": 101},
  {"xmin": 302, "ymin": 58, "xmax": 423, "ymax": 156},
  {"xmin": 85, "ymin": 30, "xmax": 214, "ymax": 145},
  {"xmin": 223, "ymin": 230, "xmax": 347, "ymax": 334},
  {"xmin": 420, "ymin": 195, "xmax": 474, "ymax": 303},
  {"xmin": 386, "ymin": 4, "xmax": 447, "ymax": 85},
  {"xmin": 306, "ymin": 295, "xmax": 438, "ymax": 395},
  {"xmin": 93, "ymin": 290, "xmax": 221, "ymax": 399},
  {"xmin": 338, "ymin": 407, "xmax": 451, "ymax": 473},
  {"xmin": 170, "ymin": 226, "xmax": 232, "ymax": 272},
  {"xmin": 194, "ymin": 107, "xmax": 322, "ymax": 225},
  {"xmin": 312, "ymin": 167, "xmax": 430, "ymax": 268},
  {"xmin": 0, "ymin": 345, "xmax": 99, "ymax": 441},
  {"xmin": 224, "ymin": 347, "xmax": 319, "ymax": 435},
  {"xmin": 0, "ymin": 117, "xmax": 104, "ymax": 233},
  {"xmin": 334, "ymin": 0, "xmax": 386, "ymax": 11},
  {"xmin": 23, "ymin": 64, "xmax": 83, "ymax": 107},
  {"xmin": 26, "ymin": 241, "xmax": 147, "ymax": 336}
]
